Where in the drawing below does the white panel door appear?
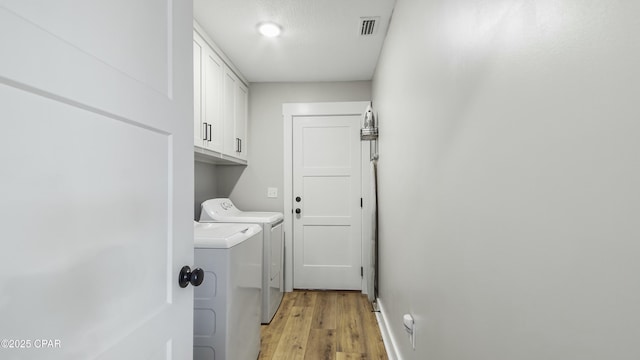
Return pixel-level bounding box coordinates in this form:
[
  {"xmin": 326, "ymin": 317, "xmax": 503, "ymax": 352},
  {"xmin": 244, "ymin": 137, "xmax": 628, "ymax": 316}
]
[
  {"xmin": 293, "ymin": 116, "xmax": 362, "ymax": 290},
  {"xmin": 0, "ymin": 1, "xmax": 193, "ymax": 359}
]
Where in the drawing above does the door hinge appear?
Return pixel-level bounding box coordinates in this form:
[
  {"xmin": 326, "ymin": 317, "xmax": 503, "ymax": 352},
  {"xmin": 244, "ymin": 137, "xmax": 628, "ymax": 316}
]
[
  {"xmin": 360, "ymin": 198, "xmax": 363, "ymax": 208},
  {"xmin": 360, "ymin": 266, "xmax": 363, "ymax": 278}
]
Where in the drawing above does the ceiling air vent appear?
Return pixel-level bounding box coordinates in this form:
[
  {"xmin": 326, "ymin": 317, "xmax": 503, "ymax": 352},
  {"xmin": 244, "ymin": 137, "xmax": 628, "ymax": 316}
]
[{"xmin": 359, "ymin": 16, "xmax": 380, "ymax": 36}]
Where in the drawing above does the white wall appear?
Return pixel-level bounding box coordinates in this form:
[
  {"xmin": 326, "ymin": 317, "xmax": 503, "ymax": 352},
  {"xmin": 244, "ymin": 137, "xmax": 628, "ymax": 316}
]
[
  {"xmin": 373, "ymin": 1, "xmax": 640, "ymax": 359},
  {"xmin": 216, "ymin": 81, "xmax": 371, "ymax": 212},
  {"xmin": 194, "ymin": 161, "xmax": 218, "ymax": 219}
]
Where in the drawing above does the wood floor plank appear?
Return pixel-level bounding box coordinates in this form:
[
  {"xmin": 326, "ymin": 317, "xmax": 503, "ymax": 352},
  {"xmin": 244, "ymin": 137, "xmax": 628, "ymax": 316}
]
[
  {"xmin": 260, "ymin": 290, "xmax": 388, "ymax": 360},
  {"xmin": 336, "ymin": 292, "xmax": 366, "ymax": 354},
  {"xmin": 271, "ymin": 305, "xmax": 314, "ymax": 360},
  {"xmin": 294, "ymin": 290, "xmax": 318, "ymax": 307},
  {"xmin": 358, "ymin": 295, "xmax": 388, "ymax": 359},
  {"xmin": 259, "ymin": 291, "xmax": 299, "ymax": 359},
  {"xmin": 312, "ymin": 291, "xmax": 337, "ymax": 330},
  {"xmin": 303, "ymin": 329, "xmax": 336, "ymax": 360},
  {"xmin": 335, "ymin": 352, "xmax": 366, "ymax": 360}
]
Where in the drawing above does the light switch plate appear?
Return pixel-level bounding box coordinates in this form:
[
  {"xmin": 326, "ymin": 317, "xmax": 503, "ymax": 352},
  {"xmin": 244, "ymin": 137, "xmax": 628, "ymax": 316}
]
[{"xmin": 267, "ymin": 187, "xmax": 278, "ymax": 198}]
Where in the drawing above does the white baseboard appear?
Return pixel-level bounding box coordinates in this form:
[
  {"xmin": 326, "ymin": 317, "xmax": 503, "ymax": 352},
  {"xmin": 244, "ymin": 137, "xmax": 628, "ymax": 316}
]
[{"xmin": 375, "ymin": 298, "xmax": 401, "ymax": 360}]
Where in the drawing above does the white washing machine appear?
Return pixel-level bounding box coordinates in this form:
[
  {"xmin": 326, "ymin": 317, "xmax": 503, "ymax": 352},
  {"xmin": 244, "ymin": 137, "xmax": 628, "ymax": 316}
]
[
  {"xmin": 193, "ymin": 221, "xmax": 262, "ymax": 360},
  {"xmin": 200, "ymin": 198, "xmax": 284, "ymax": 324}
]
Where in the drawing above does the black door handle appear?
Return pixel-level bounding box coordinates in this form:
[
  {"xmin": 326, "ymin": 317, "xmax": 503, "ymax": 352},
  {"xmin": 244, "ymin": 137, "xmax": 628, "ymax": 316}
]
[
  {"xmin": 178, "ymin": 266, "xmax": 204, "ymax": 288},
  {"xmin": 295, "ymin": 208, "xmax": 301, "ymax": 214},
  {"xmin": 295, "ymin": 196, "xmax": 301, "ymax": 202}
]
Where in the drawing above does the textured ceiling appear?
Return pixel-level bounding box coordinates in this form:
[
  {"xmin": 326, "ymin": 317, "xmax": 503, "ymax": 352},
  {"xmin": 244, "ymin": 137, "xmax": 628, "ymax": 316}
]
[{"xmin": 193, "ymin": 0, "xmax": 396, "ymax": 82}]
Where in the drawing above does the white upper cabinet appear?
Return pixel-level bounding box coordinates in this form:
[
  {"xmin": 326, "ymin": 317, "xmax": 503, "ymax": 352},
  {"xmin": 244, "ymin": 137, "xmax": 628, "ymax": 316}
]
[
  {"xmin": 235, "ymin": 81, "xmax": 248, "ymax": 160},
  {"xmin": 193, "ymin": 30, "xmax": 224, "ymax": 153},
  {"xmin": 223, "ymin": 67, "xmax": 249, "ymax": 160},
  {"xmin": 203, "ymin": 41, "xmax": 224, "ymax": 152},
  {"xmin": 223, "ymin": 67, "xmax": 236, "ymax": 156},
  {"xmin": 193, "ymin": 25, "xmax": 248, "ymax": 165},
  {"xmin": 193, "ymin": 35, "xmax": 203, "ymax": 146}
]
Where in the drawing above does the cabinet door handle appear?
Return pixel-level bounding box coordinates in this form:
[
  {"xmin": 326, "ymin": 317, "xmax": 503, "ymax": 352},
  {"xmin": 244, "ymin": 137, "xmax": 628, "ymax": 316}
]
[
  {"xmin": 202, "ymin": 122, "xmax": 208, "ymax": 141},
  {"xmin": 236, "ymin": 138, "xmax": 240, "ymax": 152},
  {"xmin": 208, "ymin": 124, "xmax": 212, "ymax": 142}
]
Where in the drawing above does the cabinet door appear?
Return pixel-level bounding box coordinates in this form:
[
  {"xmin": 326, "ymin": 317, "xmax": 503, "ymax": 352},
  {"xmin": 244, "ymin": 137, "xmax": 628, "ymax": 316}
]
[
  {"xmin": 193, "ymin": 34, "xmax": 204, "ymax": 147},
  {"xmin": 234, "ymin": 82, "xmax": 248, "ymax": 159},
  {"xmin": 202, "ymin": 47, "xmax": 224, "ymax": 152},
  {"xmin": 223, "ymin": 67, "xmax": 237, "ymax": 156},
  {"xmin": 222, "ymin": 67, "xmax": 249, "ymax": 160}
]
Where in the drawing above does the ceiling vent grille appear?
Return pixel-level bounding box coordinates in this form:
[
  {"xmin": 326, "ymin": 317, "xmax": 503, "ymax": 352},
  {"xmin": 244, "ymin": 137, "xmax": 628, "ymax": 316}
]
[{"xmin": 359, "ymin": 17, "xmax": 380, "ymax": 36}]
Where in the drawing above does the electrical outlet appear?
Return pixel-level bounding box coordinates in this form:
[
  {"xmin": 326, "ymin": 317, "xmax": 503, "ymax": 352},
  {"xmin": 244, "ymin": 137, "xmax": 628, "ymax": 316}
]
[
  {"xmin": 403, "ymin": 313, "xmax": 415, "ymax": 349},
  {"xmin": 267, "ymin": 187, "xmax": 278, "ymax": 198}
]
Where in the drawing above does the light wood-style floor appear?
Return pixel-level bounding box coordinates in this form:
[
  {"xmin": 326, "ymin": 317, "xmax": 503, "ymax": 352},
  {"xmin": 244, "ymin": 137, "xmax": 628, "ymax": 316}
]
[{"xmin": 259, "ymin": 290, "xmax": 388, "ymax": 360}]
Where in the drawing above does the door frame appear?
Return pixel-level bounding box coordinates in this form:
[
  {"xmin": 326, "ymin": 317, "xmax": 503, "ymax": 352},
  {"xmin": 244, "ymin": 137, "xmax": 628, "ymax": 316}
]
[{"xmin": 283, "ymin": 101, "xmax": 372, "ymax": 293}]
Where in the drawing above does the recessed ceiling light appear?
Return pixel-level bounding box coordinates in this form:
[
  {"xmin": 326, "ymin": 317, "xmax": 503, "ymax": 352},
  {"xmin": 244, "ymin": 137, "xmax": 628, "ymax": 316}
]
[{"xmin": 258, "ymin": 22, "xmax": 282, "ymax": 38}]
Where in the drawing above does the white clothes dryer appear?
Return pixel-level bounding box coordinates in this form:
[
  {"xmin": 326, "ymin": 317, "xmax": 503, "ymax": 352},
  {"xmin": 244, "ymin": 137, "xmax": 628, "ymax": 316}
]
[
  {"xmin": 199, "ymin": 198, "xmax": 284, "ymax": 324},
  {"xmin": 193, "ymin": 221, "xmax": 263, "ymax": 360}
]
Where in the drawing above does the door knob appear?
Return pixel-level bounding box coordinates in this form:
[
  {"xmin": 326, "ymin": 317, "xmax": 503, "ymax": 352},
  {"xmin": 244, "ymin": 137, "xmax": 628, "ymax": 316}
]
[
  {"xmin": 295, "ymin": 208, "xmax": 301, "ymax": 214},
  {"xmin": 295, "ymin": 196, "xmax": 301, "ymax": 202},
  {"xmin": 178, "ymin": 266, "xmax": 204, "ymax": 288}
]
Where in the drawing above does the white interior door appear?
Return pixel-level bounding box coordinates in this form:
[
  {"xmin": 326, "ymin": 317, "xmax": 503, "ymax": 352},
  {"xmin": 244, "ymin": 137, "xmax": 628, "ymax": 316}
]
[
  {"xmin": 0, "ymin": 1, "xmax": 193, "ymax": 359},
  {"xmin": 292, "ymin": 115, "xmax": 362, "ymax": 290}
]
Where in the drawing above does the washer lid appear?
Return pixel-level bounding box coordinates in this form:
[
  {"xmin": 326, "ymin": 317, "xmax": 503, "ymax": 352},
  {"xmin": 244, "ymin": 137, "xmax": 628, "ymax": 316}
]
[
  {"xmin": 200, "ymin": 198, "xmax": 283, "ymax": 223},
  {"xmin": 194, "ymin": 222, "xmax": 261, "ymax": 249}
]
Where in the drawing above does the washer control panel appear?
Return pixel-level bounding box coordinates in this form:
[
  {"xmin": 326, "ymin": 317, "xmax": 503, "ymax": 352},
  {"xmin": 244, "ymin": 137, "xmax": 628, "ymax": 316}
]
[
  {"xmin": 220, "ymin": 201, "xmax": 234, "ymax": 211},
  {"xmin": 200, "ymin": 198, "xmax": 240, "ymax": 221}
]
